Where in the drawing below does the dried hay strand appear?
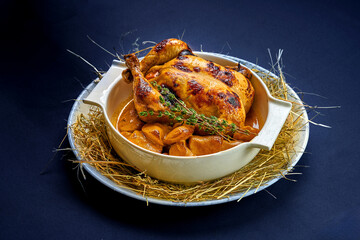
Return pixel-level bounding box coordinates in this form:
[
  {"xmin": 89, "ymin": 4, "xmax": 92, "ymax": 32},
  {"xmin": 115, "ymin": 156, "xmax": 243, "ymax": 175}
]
[{"xmin": 69, "ymin": 52, "xmax": 309, "ymax": 203}]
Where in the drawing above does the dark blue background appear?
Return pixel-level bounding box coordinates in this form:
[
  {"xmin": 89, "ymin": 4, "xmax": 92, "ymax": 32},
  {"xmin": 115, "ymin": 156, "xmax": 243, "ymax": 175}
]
[{"xmin": 1, "ymin": 0, "xmax": 360, "ymax": 239}]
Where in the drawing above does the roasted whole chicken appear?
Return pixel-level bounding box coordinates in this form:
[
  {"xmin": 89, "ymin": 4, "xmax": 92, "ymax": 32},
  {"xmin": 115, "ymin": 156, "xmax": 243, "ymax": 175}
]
[{"xmin": 119, "ymin": 39, "xmax": 259, "ymax": 156}]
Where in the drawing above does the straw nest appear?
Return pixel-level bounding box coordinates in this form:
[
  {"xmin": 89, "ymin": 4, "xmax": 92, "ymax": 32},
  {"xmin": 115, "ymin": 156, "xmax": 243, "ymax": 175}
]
[{"xmin": 69, "ymin": 52, "xmax": 309, "ymax": 203}]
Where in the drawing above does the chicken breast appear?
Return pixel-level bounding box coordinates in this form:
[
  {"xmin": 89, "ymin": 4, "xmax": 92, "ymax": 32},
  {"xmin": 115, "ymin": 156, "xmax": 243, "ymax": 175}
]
[{"xmin": 146, "ymin": 54, "xmax": 254, "ymax": 113}]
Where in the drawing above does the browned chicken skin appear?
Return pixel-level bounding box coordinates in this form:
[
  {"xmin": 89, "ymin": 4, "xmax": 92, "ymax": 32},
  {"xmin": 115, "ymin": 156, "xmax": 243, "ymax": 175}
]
[
  {"xmin": 125, "ymin": 53, "xmax": 247, "ymax": 128},
  {"xmin": 146, "ymin": 54, "xmax": 254, "ymax": 113},
  {"xmin": 123, "ymin": 54, "xmax": 169, "ymax": 123},
  {"xmin": 123, "ymin": 39, "xmax": 256, "ymax": 137},
  {"xmin": 152, "ymin": 67, "xmax": 247, "ymax": 128},
  {"xmin": 122, "ymin": 39, "xmax": 191, "ymax": 83}
]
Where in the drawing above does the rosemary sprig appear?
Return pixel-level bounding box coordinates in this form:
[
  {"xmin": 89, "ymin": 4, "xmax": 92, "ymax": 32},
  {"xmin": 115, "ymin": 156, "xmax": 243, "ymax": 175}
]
[{"xmin": 141, "ymin": 81, "xmax": 251, "ymax": 141}]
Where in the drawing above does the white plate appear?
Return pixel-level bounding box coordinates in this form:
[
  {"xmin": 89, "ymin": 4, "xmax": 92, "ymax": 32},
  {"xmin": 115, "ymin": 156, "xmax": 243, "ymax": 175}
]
[{"xmin": 67, "ymin": 53, "xmax": 309, "ymax": 207}]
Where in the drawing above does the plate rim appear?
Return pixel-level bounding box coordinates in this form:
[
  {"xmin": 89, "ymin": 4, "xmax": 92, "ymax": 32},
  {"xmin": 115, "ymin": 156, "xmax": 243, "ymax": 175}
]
[{"xmin": 67, "ymin": 52, "xmax": 310, "ymax": 207}]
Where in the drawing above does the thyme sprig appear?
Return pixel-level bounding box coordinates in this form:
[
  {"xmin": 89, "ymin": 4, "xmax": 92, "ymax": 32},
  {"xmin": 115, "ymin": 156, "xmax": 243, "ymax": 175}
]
[{"xmin": 139, "ymin": 81, "xmax": 251, "ymax": 140}]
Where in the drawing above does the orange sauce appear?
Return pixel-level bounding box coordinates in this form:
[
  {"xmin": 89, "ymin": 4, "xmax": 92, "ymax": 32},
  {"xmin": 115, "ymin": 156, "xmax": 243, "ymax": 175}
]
[
  {"xmin": 113, "ymin": 99, "xmax": 263, "ymax": 156},
  {"xmin": 116, "ymin": 101, "xmax": 263, "ymax": 132},
  {"xmin": 115, "ymin": 100, "xmax": 263, "ymax": 131},
  {"xmin": 245, "ymin": 106, "xmax": 264, "ymax": 131},
  {"xmin": 110, "ymin": 96, "xmax": 133, "ymax": 127}
]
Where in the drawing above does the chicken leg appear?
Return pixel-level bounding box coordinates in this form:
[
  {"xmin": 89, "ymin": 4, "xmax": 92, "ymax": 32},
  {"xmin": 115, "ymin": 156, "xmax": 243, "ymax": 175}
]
[
  {"xmin": 124, "ymin": 54, "xmax": 168, "ymax": 122},
  {"xmin": 122, "ymin": 39, "xmax": 192, "ymax": 83}
]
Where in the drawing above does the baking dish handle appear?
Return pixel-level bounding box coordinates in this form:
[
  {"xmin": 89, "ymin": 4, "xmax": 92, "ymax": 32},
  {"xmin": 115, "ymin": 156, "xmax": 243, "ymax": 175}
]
[
  {"xmin": 83, "ymin": 60, "xmax": 126, "ymax": 109},
  {"xmin": 251, "ymin": 98, "xmax": 292, "ymax": 151}
]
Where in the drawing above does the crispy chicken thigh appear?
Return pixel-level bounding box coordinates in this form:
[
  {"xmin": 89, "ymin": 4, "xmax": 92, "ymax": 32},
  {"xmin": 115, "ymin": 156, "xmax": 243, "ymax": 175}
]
[{"xmin": 123, "ymin": 54, "xmax": 169, "ymax": 123}]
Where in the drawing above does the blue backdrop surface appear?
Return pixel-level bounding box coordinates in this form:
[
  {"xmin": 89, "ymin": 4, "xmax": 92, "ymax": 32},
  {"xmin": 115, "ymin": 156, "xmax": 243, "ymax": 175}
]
[{"xmin": 1, "ymin": 0, "xmax": 359, "ymax": 239}]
